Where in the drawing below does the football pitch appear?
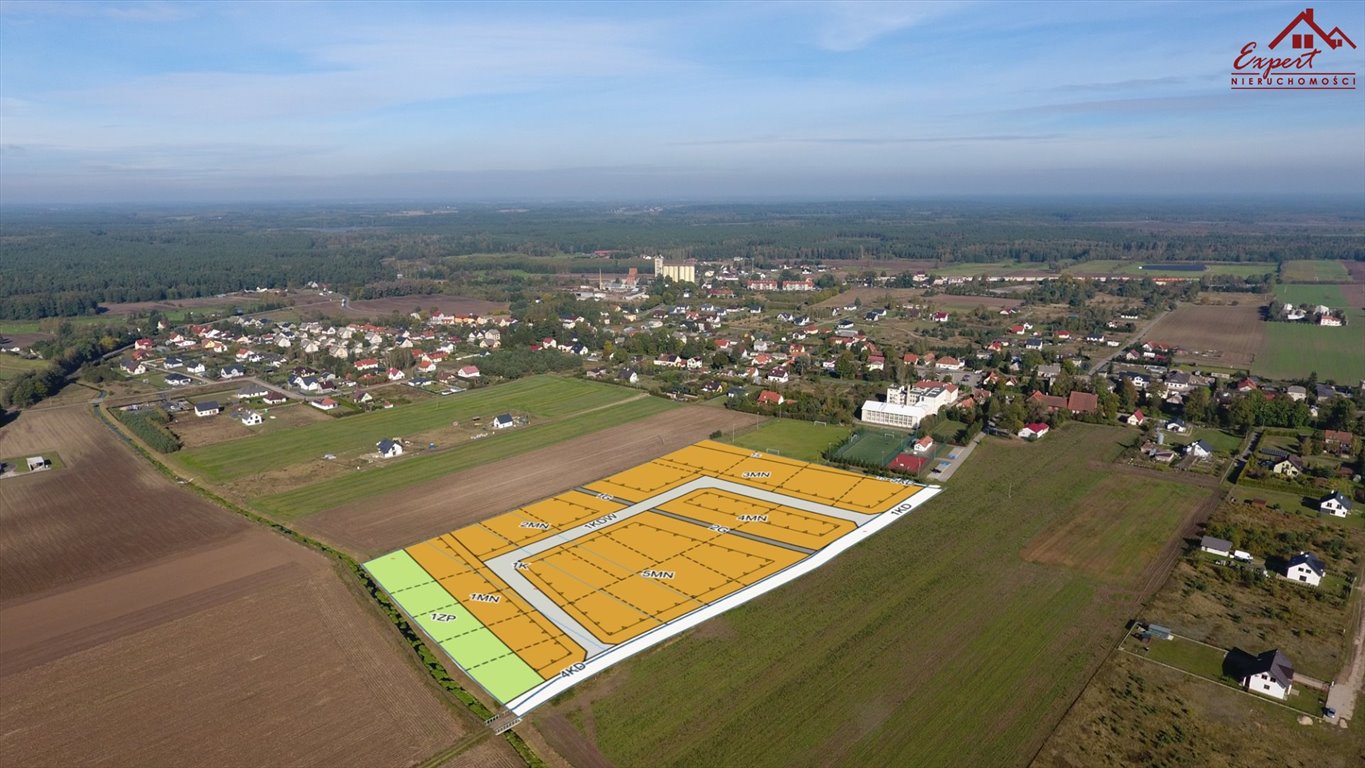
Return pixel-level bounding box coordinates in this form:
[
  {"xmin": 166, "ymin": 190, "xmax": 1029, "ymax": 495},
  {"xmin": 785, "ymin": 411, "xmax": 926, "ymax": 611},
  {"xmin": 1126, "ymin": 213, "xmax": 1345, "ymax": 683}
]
[{"xmin": 365, "ymin": 440, "xmax": 937, "ymax": 713}]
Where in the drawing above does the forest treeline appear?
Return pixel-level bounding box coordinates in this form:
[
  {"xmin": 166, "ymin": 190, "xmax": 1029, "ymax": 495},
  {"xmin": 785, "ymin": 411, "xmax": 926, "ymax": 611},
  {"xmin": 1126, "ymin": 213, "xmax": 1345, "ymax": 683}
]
[{"xmin": 3, "ymin": 203, "xmax": 1361, "ymax": 319}]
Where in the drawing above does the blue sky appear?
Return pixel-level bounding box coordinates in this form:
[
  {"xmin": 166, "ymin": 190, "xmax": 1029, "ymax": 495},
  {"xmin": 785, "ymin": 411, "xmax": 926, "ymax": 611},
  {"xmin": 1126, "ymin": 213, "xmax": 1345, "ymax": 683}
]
[{"xmin": 1, "ymin": 0, "xmax": 1363, "ymax": 203}]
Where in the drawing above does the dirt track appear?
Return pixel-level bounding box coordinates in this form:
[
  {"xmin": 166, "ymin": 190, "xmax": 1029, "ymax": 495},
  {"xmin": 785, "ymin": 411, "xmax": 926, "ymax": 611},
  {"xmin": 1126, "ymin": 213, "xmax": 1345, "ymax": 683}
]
[
  {"xmin": 0, "ymin": 405, "xmax": 477, "ymax": 767},
  {"xmin": 299, "ymin": 406, "xmax": 765, "ymax": 558}
]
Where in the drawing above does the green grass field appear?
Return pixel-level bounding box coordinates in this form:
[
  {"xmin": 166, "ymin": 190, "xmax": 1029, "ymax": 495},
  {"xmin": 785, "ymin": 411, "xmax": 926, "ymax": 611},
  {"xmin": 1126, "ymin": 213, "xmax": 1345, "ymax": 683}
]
[
  {"xmin": 175, "ymin": 376, "xmax": 634, "ymax": 482},
  {"xmin": 253, "ymin": 395, "xmax": 674, "ymax": 519},
  {"xmin": 1191, "ymin": 428, "xmax": 1243, "ymax": 455},
  {"xmin": 1275, "ymin": 283, "xmax": 1354, "ymax": 308},
  {"xmin": 1280, "ymin": 260, "xmax": 1351, "ymax": 283},
  {"xmin": 728, "ymin": 419, "xmax": 850, "ymax": 463},
  {"xmin": 1075, "ymin": 260, "xmax": 1275, "ymax": 278},
  {"xmin": 0, "ymin": 355, "xmax": 48, "ymax": 381},
  {"xmin": 549, "ymin": 424, "xmax": 1211, "ymax": 768},
  {"xmin": 1256, "ymin": 316, "xmax": 1365, "ymax": 384},
  {"xmin": 832, "ymin": 429, "xmax": 908, "ymax": 465}
]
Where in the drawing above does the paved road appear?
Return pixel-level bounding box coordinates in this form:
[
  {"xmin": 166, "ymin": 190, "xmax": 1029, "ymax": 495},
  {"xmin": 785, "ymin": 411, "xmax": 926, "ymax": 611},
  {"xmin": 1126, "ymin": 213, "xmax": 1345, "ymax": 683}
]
[
  {"xmin": 928, "ymin": 432, "xmax": 983, "ymax": 482},
  {"xmin": 1085, "ymin": 309, "xmax": 1170, "ymax": 375},
  {"xmin": 1326, "ymin": 577, "xmax": 1365, "ymax": 724}
]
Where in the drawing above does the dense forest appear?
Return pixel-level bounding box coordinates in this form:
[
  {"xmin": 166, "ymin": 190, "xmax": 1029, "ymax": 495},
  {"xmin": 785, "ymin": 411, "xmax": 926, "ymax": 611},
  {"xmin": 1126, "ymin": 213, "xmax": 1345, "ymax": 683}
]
[{"xmin": 2, "ymin": 201, "xmax": 1361, "ymax": 319}]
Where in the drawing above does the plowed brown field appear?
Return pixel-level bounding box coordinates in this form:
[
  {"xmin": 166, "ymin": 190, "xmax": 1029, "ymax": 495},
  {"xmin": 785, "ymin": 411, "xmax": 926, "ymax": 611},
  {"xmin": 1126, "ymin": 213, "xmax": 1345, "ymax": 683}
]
[
  {"xmin": 0, "ymin": 405, "xmax": 469, "ymax": 767},
  {"xmin": 1145, "ymin": 303, "xmax": 1265, "ymax": 369},
  {"xmin": 299, "ymin": 406, "xmax": 765, "ymax": 558}
]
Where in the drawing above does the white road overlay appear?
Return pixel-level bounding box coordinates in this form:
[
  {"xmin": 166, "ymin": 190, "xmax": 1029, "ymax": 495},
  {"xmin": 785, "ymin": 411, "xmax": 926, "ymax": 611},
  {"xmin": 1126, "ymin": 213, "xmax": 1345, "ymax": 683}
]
[{"xmin": 486, "ymin": 477, "xmax": 941, "ymax": 716}]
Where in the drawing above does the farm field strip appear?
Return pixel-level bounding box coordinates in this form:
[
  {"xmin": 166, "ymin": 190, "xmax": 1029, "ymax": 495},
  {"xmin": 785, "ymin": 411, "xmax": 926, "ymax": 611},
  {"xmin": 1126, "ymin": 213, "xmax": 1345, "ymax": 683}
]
[
  {"xmin": 1274, "ymin": 283, "xmax": 1358, "ymax": 308},
  {"xmin": 1280, "ymin": 259, "xmax": 1351, "ymax": 283},
  {"xmin": 253, "ymin": 395, "xmax": 675, "ymax": 519},
  {"xmin": 366, "ymin": 440, "xmax": 936, "ymax": 714},
  {"xmin": 1257, "ymin": 316, "xmax": 1365, "ymax": 384},
  {"xmin": 536, "ymin": 425, "xmax": 1212, "ymax": 768},
  {"xmin": 176, "ymin": 376, "xmax": 631, "ymax": 481}
]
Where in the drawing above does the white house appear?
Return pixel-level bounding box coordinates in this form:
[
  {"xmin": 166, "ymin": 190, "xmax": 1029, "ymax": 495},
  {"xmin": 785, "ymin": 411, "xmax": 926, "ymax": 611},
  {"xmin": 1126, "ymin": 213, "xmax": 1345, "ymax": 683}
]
[
  {"xmin": 240, "ymin": 411, "xmax": 264, "ymax": 427},
  {"xmin": 492, "ymin": 413, "xmax": 516, "ymax": 430},
  {"xmin": 1240, "ymin": 649, "xmax": 1294, "ymax": 700},
  {"xmin": 164, "ymin": 373, "xmax": 192, "ymax": 387},
  {"xmin": 1199, "ymin": 536, "xmax": 1232, "ymax": 557},
  {"xmin": 194, "ymin": 401, "xmax": 221, "ymax": 418},
  {"xmin": 1284, "ymin": 552, "xmax": 1325, "ymax": 587},
  {"xmin": 457, "ymin": 365, "xmax": 481, "ymax": 380},
  {"xmin": 376, "ymin": 439, "xmax": 404, "ymax": 459},
  {"xmin": 1018, "ymin": 423, "xmax": 1050, "ymax": 440},
  {"xmin": 1186, "ymin": 440, "xmax": 1213, "ymax": 459},
  {"xmin": 186, "ymin": 361, "xmax": 207, "ymax": 375},
  {"xmin": 1320, "ymin": 491, "xmax": 1353, "ymax": 517},
  {"xmin": 911, "ymin": 436, "xmax": 934, "ymax": 455},
  {"xmin": 311, "ymin": 397, "xmax": 339, "ymax": 412},
  {"xmin": 120, "ymin": 358, "xmax": 146, "ymax": 376}
]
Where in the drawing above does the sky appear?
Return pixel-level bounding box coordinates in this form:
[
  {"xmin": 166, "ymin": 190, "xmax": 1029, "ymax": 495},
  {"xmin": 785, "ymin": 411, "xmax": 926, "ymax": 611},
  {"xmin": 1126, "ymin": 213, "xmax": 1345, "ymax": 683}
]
[{"xmin": 1, "ymin": 0, "xmax": 1363, "ymax": 204}]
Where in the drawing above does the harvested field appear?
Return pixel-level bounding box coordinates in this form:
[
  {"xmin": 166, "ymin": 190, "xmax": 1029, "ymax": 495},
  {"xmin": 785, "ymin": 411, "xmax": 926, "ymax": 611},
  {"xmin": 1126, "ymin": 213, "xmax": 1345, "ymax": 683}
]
[
  {"xmin": 1146, "ymin": 303, "xmax": 1264, "ymax": 369},
  {"xmin": 167, "ymin": 401, "xmax": 329, "ymax": 449},
  {"xmin": 0, "ymin": 551, "xmax": 462, "ymax": 768},
  {"xmin": 344, "ymin": 295, "xmax": 508, "ymax": 317},
  {"xmin": 299, "ymin": 405, "xmax": 765, "ymax": 558},
  {"xmin": 98, "ymin": 296, "xmax": 263, "ymax": 315},
  {"xmin": 0, "ymin": 406, "xmax": 244, "ymax": 603},
  {"xmin": 0, "ymin": 404, "xmax": 464, "ymax": 767},
  {"xmin": 1346, "ymin": 259, "xmax": 1365, "ymax": 286}
]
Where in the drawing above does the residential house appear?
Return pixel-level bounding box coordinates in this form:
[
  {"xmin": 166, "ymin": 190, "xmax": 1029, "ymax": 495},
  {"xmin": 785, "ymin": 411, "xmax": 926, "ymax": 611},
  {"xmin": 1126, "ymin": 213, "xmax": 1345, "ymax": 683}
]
[
  {"xmin": 1124, "ymin": 409, "xmax": 1147, "ymax": 427},
  {"xmin": 1270, "ymin": 455, "xmax": 1304, "ymax": 479},
  {"xmin": 1319, "ymin": 491, "xmax": 1353, "ymax": 517},
  {"xmin": 1284, "ymin": 552, "xmax": 1325, "ymax": 587},
  {"xmin": 194, "ymin": 401, "xmax": 221, "ymax": 418},
  {"xmin": 120, "ymin": 358, "xmax": 146, "ymax": 376},
  {"xmin": 1239, "ymin": 649, "xmax": 1294, "ymax": 700},
  {"xmin": 757, "ymin": 390, "xmax": 784, "ymax": 406},
  {"xmin": 219, "ymin": 365, "xmax": 245, "ymax": 380},
  {"xmin": 457, "ymin": 365, "xmax": 481, "ymax": 380},
  {"xmin": 1187, "ymin": 440, "xmax": 1213, "ymax": 459},
  {"xmin": 240, "ymin": 411, "xmax": 264, "ymax": 427},
  {"xmin": 164, "ymin": 373, "xmax": 192, "ymax": 387},
  {"xmin": 492, "ymin": 413, "xmax": 516, "ymax": 430},
  {"xmin": 1199, "ymin": 536, "xmax": 1232, "ymax": 557},
  {"xmin": 311, "ymin": 397, "xmax": 339, "ymax": 411},
  {"xmin": 1018, "ymin": 422, "xmax": 1050, "ymax": 440},
  {"xmin": 911, "ymin": 436, "xmax": 934, "ymax": 455},
  {"xmin": 387, "ymin": 367, "xmax": 406, "ymax": 381},
  {"xmin": 185, "ymin": 361, "xmax": 207, "ymax": 375},
  {"xmin": 376, "ymin": 439, "xmax": 404, "ymax": 459}
]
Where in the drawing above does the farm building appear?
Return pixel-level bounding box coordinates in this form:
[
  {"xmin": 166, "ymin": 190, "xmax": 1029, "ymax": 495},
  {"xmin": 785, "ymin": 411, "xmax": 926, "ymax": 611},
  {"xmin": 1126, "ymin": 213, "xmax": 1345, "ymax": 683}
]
[
  {"xmin": 1284, "ymin": 552, "xmax": 1325, "ymax": 587},
  {"xmin": 1239, "ymin": 649, "xmax": 1294, "ymax": 700},
  {"xmin": 376, "ymin": 439, "xmax": 404, "ymax": 459},
  {"xmin": 194, "ymin": 401, "xmax": 221, "ymax": 418},
  {"xmin": 1199, "ymin": 536, "xmax": 1232, "ymax": 557},
  {"xmin": 240, "ymin": 411, "xmax": 264, "ymax": 427},
  {"xmin": 1319, "ymin": 491, "xmax": 1353, "ymax": 517},
  {"xmin": 25, "ymin": 456, "xmax": 50, "ymax": 472},
  {"xmin": 492, "ymin": 413, "xmax": 516, "ymax": 430},
  {"xmin": 1145, "ymin": 624, "xmax": 1173, "ymax": 641}
]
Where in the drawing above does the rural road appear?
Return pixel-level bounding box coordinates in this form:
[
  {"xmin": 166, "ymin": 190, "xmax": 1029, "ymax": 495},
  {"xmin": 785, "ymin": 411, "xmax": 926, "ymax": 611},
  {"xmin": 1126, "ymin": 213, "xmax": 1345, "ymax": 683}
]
[
  {"xmin": 1086, "ymin": 309, "xmax": 1170, "ymax": 375},
  {"xmin": 1326, "ymin": 577, "xmax": 1365, "ymax": 724}
]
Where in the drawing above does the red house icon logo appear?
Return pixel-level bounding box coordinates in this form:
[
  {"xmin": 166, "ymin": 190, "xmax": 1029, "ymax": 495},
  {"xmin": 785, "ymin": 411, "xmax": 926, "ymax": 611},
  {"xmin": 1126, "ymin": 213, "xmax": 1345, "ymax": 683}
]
[
  {"xmin": 1268, "ymin": 7, "xmax": 1357, "ymax": 50},
  {"xmin": 1231, "ymin": 7, "xmax": 1359, "ymax": 90}
]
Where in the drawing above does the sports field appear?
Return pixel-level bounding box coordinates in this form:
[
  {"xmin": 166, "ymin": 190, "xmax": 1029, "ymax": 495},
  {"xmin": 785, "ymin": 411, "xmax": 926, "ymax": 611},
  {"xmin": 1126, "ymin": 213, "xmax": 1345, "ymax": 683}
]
[
  {"xmin": 1280, "ymin": 260, "xmax": 1351, "ymax": 283},
  {"xmin": 365, "ymin": 440, "xmax": 936, "ymax": 710},
  {"xmin": 728, "ymin": 419, "xmax": 852, "ymax": 462},
  {"xmin": 832, "ymin": 429, "xmax": 909, "ymax": 466},
  {"xmin": 175, "ymin": 376, "xmax": 632, "ymax": 482}
]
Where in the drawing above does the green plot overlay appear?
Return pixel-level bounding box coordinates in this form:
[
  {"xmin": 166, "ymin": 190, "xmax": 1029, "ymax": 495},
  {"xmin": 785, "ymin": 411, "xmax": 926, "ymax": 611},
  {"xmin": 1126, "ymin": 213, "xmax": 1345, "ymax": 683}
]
[{"xmin": 365, "ymin": 550, "xmax": 541, "ymax": 703}]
